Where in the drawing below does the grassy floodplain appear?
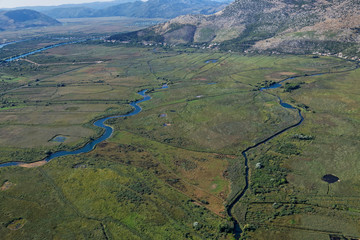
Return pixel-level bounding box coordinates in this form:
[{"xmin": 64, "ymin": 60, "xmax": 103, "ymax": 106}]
[
  {"xmin": 0, "ymin": 40, "xmax": 359, "ymax": 239},
  {"xmin": 239, "ymin": 67, "xmax": 360, "ymax": 239}
]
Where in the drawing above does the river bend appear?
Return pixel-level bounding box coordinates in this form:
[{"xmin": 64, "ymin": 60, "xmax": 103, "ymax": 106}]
[{"xmin": 0, "ymin": 90, "xmax": 151, "ymax": 168}]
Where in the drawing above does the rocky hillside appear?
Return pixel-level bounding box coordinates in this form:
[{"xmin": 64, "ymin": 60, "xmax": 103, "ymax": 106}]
[
  {"xmin": 41, "ymin": 0, "xmax": 228, "ymax": 19},
  {"xmin": 110, "ymin": 0, "xmax": 360, "ymax": 56},
  {"xmin": 0, "ymin": 9, "xmax": 61, "ymax": 31}
]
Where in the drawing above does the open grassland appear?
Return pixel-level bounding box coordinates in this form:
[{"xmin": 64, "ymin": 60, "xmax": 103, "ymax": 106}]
[
  {"xmin": 0, "ymin": 147, "xmax": 233, "ymax": 239},
  {"xmin": 0, "ymin": 45, "xmax": 172, "ymax": 163},
  {"xmin": 113, "ymin": 53, "xmax": 353, "ymax": 154},
  {"xmin": 106, "ymin": 131, "xmax": 231, "ymax": 215},
  {"xmin": 0, "ymin": 40, "xmax": 359, "ymax": 239}
]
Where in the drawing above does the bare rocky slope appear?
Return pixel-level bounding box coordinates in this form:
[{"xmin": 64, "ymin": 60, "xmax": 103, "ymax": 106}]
[{"xmin": 110, "ymin": 0, "xmax": 360, "ymax": 57}]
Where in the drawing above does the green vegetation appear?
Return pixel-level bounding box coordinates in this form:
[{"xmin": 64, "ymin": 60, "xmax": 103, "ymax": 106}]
[
  {"xmin": 197, "ymin": 27, "xmax": 216, "ymax": 43},
  {"xmin": 284, "ymin": 82, "xmax": 301, "ymax": 92},
  {"xmin": 251, "ymin": 153, "xmax": 289, "ymax": 195},
  {"xmin": 235, "ymin": 65, "xmax": 360, "ymax": 239},
  {"xmin": 110, "ymin": 29, "xmax": 165, "ymax": 43},
  {"xmin": 0, "ymin": 35, "xmax": 359, "ymax": 239}
]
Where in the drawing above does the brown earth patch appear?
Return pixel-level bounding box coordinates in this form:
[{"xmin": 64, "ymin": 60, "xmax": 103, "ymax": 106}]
[
  {"xmin": 286, "ymin": 173, "xmax": 295, "ymax": 183},
  {"xmin": 266, "ymin": 72, "xmax": 297, "ymax": 81},
  {"xmin": 6, "ymin": 218, "xmax": 26, "ymax": 230},
  {"xmin": 215, "ymin": 154, "xmax": 237, "ymax": 159},
  {"xmin": 279, "ymin": 72, "xmax": 297, "ymax": 76},
  {"xmin": 98, "ymin": 142, "xmax": 108, "ymax": 148},
  {"xmin": 1, "ymin": 181, "xmax": 15, "ymax": 191},
  {"xmin": 19, "ymin": 160, "xmax": 47, "ymax": 168}
]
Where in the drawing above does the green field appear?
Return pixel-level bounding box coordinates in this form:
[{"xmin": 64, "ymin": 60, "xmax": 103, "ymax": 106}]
[{"xmin": 0, "ymin": 39, "xmax": 359, "ymax": 239}]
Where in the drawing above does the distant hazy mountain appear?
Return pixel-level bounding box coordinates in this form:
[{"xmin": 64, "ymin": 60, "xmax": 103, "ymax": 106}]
[
  {"xmin": 42, "ymin": 7, "xmax": 98, "ymax": 19},
  {"xmin": 0, "ymin": 0, "xmax": 137, "ymax": 19},
  {"xmin": 41, "ymin": 0, "xmax": 228, "ymax": 19},
  {"xmin": 0, "ymin": 9, "xmax": 61, "ymax": 31},
  {"xmin": 110, "ymin": 0, "xmax": 360, "ymax": 56},
  {"xmin": 1, "ymin": 0, "xmax": 137, "ymax": 11}
]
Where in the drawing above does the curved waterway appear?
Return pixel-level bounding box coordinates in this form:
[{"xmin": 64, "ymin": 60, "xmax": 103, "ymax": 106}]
[
  {"xmin": 4, "ymin": 40, "xmax": 86, "ymax": 62},
  {"xmin": 226, "ymin": 73, "xmax": 326, "ymax": 239},
  {"xmin": 1, "ymin": 48, "xmax": 357, "ymax": 237},
  {"xmin": 0, "ymin": 89, "xmax": 152, "ymax": 168},
  {"xmin": 0, "ymin": 40, "xmax": 24, "ymax": 49}
]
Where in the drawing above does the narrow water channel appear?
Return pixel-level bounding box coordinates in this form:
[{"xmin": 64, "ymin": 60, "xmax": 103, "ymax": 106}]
[
  {"xmin": 4, "ymin": 40, "xmax": 86, "ymax": 62},
  {"xmin": 226, "ymin": 73, "xmax": 323, "ymax": 239},
  {"xmin": 225, "ymin": 65, "xmax": 360, "ymax": 238},
  {"xmin": 0, "ymin": 90, "xmax": 151, "ymax": 168},
  {"xmin": 1, "ymin": 50, "xmax": 358, "ymax": 238}
]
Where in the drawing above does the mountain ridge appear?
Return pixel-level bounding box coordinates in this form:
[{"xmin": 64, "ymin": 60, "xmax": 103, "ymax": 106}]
[
  {"xmin": 110, "ymin": 0, "xmax": 360, "ymax": 57},
  {"xmin": 0, "ymin": 9, "xmax": 61, "ymax": 31},
  {"xmin": 41, "ymin": 0, "xmax": 229, "ymax": 19}
]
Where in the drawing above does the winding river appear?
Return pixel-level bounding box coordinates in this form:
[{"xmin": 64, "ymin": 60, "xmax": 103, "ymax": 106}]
[
  {"xmin": 0, "ymin": 90, "xmax": 152, "ymax": 168},
  {"xmin": 0, "ymin": 39, "xmax": 155, "ymax": 169},
  {"xmin": 0, "ymin": 40, "xmax": 24, "ymax": 49},
  {"xmin": 1, "ymin": 49, "xmax": 358, "ymax": 238},
  {"xmin": 3, "ymin": 40, "xmax": 86, "ymax": 62},
  {"xmin": 226, "ymin": 75, "xmax": 306, "ymax": 238}
]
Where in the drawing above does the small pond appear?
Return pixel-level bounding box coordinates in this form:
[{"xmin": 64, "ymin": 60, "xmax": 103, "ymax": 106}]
[
  {"xmin": 51, "ymin": 136, "xmax": 67, "ymax": 143},
  {"xmin": 205, "ymin": 59, "xmax": 218, "ymax": 63},
  {"xmin": 321, "ymin": 174, "xmax": 339, "ymax": 183}
]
